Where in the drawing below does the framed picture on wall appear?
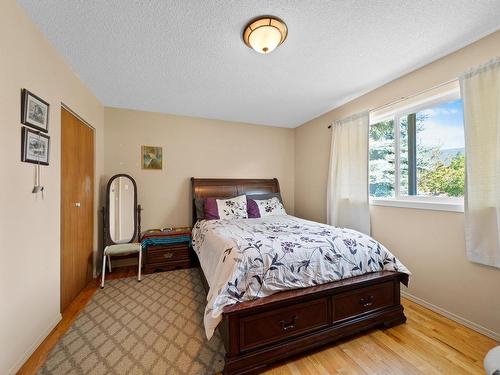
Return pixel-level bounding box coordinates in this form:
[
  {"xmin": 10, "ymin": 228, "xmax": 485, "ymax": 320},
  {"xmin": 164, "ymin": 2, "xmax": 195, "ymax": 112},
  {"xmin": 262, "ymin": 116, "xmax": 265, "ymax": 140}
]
[
  {"xmin": 141, "ymin": 145, "xmax": 163, "ymax": 170},
  {"xmin": 21, "ymin": 126, "xmax": 50, "ymax": 165},
  {"xmin": 21, "ymin": 89, "xmax": 50, "ymax": 132}
]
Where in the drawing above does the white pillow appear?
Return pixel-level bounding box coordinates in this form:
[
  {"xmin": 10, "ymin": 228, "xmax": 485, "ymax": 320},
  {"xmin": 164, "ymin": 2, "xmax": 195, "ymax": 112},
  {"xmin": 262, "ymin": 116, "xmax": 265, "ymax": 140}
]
[
  {"xmin": 255, "ymin": 197, "xmax": 287, "ymax": 217},
  {"xmin": 216, "ymin": 195, "xmax": 248, "ymax": 220}
]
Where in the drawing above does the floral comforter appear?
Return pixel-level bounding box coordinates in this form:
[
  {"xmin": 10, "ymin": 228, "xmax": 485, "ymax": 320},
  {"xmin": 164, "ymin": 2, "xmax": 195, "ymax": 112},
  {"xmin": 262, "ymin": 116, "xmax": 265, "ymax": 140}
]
[{"xmin": 192, "ymin": 215, "xmax": 410, "ymax": 339}]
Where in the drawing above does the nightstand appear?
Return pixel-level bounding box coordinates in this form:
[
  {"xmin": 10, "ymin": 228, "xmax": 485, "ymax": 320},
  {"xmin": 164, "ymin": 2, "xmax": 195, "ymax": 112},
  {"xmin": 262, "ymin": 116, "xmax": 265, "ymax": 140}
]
[{"xmin": 141, "ymin": 227, "xmax": 192, "ymax": 273}]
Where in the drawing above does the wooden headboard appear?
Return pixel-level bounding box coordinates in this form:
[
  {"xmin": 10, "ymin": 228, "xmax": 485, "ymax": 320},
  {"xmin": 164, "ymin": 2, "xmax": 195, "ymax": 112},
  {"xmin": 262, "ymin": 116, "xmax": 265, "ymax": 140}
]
[{"xmin": 191, "ymin": 178, "xmax": 280, "ymax": 224}]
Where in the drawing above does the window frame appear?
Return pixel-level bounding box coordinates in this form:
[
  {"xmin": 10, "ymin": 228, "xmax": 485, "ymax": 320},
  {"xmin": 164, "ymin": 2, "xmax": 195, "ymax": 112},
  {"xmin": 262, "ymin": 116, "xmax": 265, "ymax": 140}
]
[{"xmin": 369, "ymin": 87, "xmax": 464, "ymax": 212}]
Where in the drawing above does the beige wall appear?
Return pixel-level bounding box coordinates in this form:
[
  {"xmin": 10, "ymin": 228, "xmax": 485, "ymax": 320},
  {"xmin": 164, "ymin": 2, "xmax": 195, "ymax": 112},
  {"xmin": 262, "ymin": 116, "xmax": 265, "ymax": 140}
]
[
  {"xmin": 0, "ymin": 1, "xmax": 104, "ymax": 373},
  {"xmin": 294, "ymin": 30, "xmax": 500, "ymax": 339},
  {"xmin": 104, "ymin": 108, "xmax": 295, "ymax": 230}
]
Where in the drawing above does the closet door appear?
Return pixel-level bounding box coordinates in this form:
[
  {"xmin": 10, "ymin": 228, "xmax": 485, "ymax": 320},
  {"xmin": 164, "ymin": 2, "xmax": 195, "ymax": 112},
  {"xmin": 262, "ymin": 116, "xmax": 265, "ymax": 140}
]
[{"xmin": 60, "ymin": 107, "xmax": 94, "ymax": 312}]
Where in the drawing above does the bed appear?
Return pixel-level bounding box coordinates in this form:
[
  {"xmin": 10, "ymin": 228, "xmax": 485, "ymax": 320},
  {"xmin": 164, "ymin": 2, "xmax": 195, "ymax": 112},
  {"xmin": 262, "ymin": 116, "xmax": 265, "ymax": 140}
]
[{"xmin": 191, "ymin": 178, "xmax": 410, "ymax": 375}]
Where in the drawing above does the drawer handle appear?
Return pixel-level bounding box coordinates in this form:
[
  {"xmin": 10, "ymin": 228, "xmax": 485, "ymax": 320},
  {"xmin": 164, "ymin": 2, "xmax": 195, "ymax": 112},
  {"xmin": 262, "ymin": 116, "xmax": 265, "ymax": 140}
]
[
  {"xmin": 280, "ymin": 315, "xmax": 298, "ymax": 331},
  {"xmin": 359, "ymin": 295, "xmax": 374, "ymax": 308},
  {"xmin": 163, "ymin": 252, "xmax": 174, "ymax": 259}
]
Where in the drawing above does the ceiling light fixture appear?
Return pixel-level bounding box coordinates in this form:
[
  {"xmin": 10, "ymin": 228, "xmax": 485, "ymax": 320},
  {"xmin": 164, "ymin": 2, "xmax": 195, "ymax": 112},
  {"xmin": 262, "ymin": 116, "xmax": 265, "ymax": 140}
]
[{"xmin": 243, "ymin": 16, "xmax": 288, "ymax": 54}]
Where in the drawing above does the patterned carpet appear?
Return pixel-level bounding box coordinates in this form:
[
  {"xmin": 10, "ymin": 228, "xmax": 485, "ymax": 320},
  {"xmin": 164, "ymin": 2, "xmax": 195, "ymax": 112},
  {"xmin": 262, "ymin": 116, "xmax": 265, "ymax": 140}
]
[{"xmin": 39, "ymin": 269, "xmax": 225, "ymax": 374}]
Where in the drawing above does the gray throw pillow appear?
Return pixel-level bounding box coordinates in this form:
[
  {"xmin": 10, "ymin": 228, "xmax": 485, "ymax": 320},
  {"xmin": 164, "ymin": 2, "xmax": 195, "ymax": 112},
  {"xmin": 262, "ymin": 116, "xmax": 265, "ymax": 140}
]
[
  {"xmin": 247, "ymin": 193, "xmax": 283, "ymax": 203},
  {"xmin": 194, "ymin": 198, "xmax": 205, "ymax": 220}
]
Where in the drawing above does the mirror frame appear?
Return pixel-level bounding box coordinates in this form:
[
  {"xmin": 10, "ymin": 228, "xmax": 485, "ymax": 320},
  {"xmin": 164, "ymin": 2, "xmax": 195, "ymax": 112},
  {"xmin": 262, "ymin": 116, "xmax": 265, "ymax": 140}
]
[{"xmin": 104, "ymin": 173, "xmax": 138, "ymax": 245}]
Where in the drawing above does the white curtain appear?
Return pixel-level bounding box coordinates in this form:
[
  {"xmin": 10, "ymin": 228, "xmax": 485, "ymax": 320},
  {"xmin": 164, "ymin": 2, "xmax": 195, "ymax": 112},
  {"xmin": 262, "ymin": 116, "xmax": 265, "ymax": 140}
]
[
  {"xmin": 327, "ymin": 111, "xmax": 370, "ymax": 234},
  {"xmin": 460, "ymin": 58, "xmax": 500, "ymax": 268}
]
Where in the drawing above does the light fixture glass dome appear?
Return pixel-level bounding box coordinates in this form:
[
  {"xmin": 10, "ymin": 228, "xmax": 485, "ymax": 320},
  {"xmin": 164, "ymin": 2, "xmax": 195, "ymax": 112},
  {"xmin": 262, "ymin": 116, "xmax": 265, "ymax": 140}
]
[{"xmin": 243, "ymin": 16, "xmax": 287, "ymax": 54}]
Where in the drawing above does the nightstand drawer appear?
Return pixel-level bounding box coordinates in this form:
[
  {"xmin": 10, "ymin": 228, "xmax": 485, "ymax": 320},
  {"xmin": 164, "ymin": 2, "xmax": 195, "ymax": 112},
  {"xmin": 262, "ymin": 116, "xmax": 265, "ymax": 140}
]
[
  {"xmin": 146, "ymin": 245, "xmax": 189, "ymax": 263},
  {"xmin": 145, "ymin": 260, "xmax": 190, "ymax": 273}
]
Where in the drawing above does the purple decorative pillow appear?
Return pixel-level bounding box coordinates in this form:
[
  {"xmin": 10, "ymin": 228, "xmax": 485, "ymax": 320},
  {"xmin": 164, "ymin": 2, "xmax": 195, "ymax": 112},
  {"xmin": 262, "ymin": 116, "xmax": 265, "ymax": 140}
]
[
  {"xmin": 203, "ymin": 198, "xmax": 220, "ymax": 220},
  {"xmin": 247, "ymin": 198, "xmax": 260, "ymax": 218}
]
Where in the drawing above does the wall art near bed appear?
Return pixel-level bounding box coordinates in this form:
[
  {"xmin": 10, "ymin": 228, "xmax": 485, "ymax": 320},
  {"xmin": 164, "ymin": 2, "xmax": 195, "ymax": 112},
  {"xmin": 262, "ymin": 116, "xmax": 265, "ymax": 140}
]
[
  {"xmin": 21, "ymin": 126, "xmax": 50, "ymax": 165},
  {"xmin": 141, "ymin": 145, "xmax": 163, "ymax": 170},
  {"xmin": 21, "ymin": 89, "xmax": 49, "ymax": 133}
]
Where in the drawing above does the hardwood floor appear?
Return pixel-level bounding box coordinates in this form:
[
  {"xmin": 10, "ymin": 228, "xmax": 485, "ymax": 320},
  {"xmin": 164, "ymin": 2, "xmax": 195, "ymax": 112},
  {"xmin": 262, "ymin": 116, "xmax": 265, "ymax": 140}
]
[{"xmin": 18, "ymin": 267, "xmax": 497, "ymax": 375}]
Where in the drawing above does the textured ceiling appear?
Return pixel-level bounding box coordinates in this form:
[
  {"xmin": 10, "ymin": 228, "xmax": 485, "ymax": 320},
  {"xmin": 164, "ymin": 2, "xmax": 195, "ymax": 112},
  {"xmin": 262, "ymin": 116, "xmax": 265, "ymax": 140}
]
[{"xmin": 17, "ymin": 0, "xmax": 500, "ymax": 128}]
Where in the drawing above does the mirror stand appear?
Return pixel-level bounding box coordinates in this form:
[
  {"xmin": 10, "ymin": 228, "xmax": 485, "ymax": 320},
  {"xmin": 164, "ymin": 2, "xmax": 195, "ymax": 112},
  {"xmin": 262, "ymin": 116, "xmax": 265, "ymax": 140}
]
[
  {"xmin": 101, "ymin": 204, "xmax": 142, "ymax": 249},
  {"xmin": 100, "ymin": 174, "xmax": 143, "ymax": 288}
]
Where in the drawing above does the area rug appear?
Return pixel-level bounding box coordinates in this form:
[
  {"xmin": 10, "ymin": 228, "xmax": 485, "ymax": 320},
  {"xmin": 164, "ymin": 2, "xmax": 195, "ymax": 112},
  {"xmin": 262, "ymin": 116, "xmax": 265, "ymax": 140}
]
[{"xmin": 38, "ymin": 269, "xmax": 225, "ymax": 374}]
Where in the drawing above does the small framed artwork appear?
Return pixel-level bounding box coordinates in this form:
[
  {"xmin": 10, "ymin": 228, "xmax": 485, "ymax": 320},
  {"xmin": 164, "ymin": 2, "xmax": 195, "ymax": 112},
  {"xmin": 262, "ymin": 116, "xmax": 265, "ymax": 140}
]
[
  {"xmin": 141, "ymin": 145, "xmax": 162, "ymax": 170},
  {"xmin": 21, "ymin": 127, "xmax": 50, "ymax": 165},
  {"xmin": 21, "ymin": 89, "xmax": 50, "ymax": 132}
]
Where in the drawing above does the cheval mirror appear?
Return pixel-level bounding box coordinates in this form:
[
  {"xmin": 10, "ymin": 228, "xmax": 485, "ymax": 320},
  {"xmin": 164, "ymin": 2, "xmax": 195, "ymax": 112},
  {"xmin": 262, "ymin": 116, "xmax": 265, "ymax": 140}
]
[{"xmin": 101, "ymin": 174, "xmax": 142, "ymax": 287}]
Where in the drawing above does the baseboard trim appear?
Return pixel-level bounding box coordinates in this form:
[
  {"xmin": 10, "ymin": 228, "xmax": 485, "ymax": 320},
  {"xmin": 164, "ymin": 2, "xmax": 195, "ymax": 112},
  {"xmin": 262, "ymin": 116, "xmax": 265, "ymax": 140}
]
[
  {"xmin": 401, "ymin": 291, "xmax": 500, "ymax": 342},
  {"xmin": 9, "ymin": 313, "xmax": 62, "ymax": 375}
]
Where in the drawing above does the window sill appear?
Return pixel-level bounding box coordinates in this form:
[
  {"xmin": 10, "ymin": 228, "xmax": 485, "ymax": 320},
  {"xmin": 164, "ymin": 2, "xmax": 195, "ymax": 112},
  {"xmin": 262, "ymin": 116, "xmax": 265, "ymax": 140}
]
[{"xmin": 370, "ymin": 198, "xmax": 464, "ymax": 212}]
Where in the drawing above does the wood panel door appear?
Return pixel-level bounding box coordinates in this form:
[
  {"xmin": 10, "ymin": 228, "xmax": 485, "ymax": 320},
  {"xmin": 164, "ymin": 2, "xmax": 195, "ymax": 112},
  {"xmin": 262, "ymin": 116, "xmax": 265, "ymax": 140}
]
[{"xmin": 60, "ymin": 107, "xmax": 94, "ymax": 312}]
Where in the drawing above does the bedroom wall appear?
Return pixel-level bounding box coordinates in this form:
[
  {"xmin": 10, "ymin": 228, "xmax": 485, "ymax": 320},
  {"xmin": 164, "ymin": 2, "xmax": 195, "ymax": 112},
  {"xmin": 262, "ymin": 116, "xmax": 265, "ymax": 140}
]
[
  {"xmin": 104, "ymin": 107, "xmax": 295, "ymax": 230},
  {"xmin": 294, "ymin": 29, "xmax": 500, "ymax": 339},
  {"xmin": 0, "ymin": 1, "xmax": 105, "ymax": 373}
]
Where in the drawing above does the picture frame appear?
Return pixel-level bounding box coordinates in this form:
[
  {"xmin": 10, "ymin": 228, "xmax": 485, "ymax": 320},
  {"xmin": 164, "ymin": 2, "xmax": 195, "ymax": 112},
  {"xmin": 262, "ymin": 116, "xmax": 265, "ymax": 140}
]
[
  {"xmin": 141, "ymin": 145, "xmax": 163, "ymax": 170},
  {"xmin": 21, "ymin": 89, "xmax": 50, "ymax": 133},
  {"xmin": 21, "ymin": 126, "xmax": 50, "ymax": 165}
]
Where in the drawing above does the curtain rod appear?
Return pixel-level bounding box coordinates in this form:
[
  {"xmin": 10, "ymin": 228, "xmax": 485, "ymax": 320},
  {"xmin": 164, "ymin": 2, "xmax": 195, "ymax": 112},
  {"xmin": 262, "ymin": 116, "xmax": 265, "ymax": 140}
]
[{"xmin": 327, "ymin": 78, "xmax": 458, "ymax": 129}]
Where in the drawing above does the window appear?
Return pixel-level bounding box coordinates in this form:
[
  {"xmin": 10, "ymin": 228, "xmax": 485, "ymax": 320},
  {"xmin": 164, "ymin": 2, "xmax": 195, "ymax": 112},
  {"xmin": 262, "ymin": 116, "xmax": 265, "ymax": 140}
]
[{"xmin": 369, "ymin": 83, "xmax": 465, "ymax": 211}]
